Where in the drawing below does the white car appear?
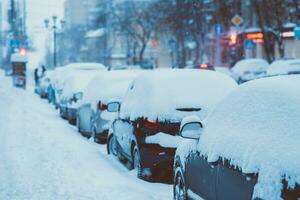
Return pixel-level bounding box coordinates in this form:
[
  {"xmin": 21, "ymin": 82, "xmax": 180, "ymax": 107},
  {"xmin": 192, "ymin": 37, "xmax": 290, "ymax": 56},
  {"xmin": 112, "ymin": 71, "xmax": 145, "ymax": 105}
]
[
  {"xmin": 267, "ymin": 59, "xmax": 300, "ymax": 76},
  {"xmin": 106, "ymin": 69, "xmax": 238, "ymax": 180},
  {"xmin": 231, "ymin": 58, "xmax": 268, "ymax": 83},
  {"xmin": 56, "ymin": 63, "xmax": 107, "ymax": 122},
  {"xmin": 77, "ymin": 70, "xmax": 141, "ymax": 142}
]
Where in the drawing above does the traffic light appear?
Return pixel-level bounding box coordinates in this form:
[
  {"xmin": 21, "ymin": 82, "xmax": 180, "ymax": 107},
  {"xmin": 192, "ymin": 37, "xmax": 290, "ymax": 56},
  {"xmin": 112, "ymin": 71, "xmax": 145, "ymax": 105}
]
[{"xmin": 229, "ymin": 33, "xmax": 237, "ymax": 45}]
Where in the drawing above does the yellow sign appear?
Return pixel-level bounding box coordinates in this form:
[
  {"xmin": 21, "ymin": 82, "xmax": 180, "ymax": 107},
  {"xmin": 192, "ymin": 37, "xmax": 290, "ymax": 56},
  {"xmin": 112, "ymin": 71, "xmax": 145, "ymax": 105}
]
[{"xmin": 231, "ymin": 14, "xmax": 244, "ymax": 26}]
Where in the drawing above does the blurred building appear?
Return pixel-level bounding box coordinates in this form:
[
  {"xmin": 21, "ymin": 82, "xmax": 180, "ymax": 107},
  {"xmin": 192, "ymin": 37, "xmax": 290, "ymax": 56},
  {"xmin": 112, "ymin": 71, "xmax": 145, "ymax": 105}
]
[{"xmin": 64, "ymin": 0, "xmax": 96, "ymax": 29}]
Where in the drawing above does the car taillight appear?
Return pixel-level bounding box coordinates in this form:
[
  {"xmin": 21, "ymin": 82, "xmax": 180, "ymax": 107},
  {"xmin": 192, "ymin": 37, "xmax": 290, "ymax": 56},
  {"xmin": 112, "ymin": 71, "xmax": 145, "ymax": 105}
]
[
  {"xmin": 200, "ymin": 63, "xmax": 208, "ymax": 69},
  {"xmin": 98, "ymin": 101, "xmax": 108, "ymax": 111},
  {"xmin": 142, "ymin": 118, "xmax": 159, "ymax": 130}
]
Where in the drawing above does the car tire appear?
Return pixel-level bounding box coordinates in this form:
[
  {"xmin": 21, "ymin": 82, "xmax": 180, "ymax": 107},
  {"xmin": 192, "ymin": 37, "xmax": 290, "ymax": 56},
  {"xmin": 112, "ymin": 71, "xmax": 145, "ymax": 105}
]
[
  {"xmin": 107, "ymin": 135, "xmax": 117, "ymax": 156},
  {"xmin": 133, "ymin": 146, "xmax": 143, "ymax": 179},
  {"xmin": 173, "ymin": 166, "xmax": 187, "ymax": 200}
]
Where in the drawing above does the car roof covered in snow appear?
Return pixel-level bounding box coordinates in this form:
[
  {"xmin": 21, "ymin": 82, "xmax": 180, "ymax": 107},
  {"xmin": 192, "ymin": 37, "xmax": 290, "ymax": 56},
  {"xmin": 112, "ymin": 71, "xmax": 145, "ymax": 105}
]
[
  {"xmin": 232, "ymin": 58, "xmax": 268, "ymax": 75},
  {"xmin": 267, "ymin": 59, "xmax": 300, "ymax": 76},
  {"xmin": 50, "ymin": 63, "xmax": 106, "ymax": 89},
  {"xmin": 61, "ymin": 70, "xmax": 103, "ymax": 99},
  {"xmin": 65, "ymin": 62, "xmax": 107, "ymax": 71},
  {"xmin": 120, "ymin": 69, "xmax": 238, "ymax": 122},
  {"xmin": 197, "ymin": 75, "xmax": 300, "ymax": 199},
  {"xmin": 81, "ymin": 70, "xmax": 142, "ymax": 109}
]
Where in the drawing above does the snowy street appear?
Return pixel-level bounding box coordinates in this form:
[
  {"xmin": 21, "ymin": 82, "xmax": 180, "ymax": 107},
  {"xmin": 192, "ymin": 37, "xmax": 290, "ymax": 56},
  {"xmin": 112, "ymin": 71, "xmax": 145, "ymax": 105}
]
[{"xmin": 0, "ymin": 75, "xmax": 171, "ymax": 200}]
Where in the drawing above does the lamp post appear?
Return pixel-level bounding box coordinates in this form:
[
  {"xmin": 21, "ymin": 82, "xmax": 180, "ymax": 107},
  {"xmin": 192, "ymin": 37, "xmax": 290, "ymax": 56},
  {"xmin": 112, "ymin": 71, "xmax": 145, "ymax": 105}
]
[{"xmin": 44, "ymin": 16, "xmax": 65, "ymax": 68}]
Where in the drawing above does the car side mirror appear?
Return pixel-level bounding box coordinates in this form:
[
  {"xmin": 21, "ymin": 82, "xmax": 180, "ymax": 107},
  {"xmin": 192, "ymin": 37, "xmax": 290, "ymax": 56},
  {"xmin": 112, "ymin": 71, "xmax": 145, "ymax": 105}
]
[
  {"xmin": 180, "ymin": 121, "xmax": 203, "ymax": 140},
  {"xmin": 107, "ymin": 101, "xmax": 120, "ymax": 112}
]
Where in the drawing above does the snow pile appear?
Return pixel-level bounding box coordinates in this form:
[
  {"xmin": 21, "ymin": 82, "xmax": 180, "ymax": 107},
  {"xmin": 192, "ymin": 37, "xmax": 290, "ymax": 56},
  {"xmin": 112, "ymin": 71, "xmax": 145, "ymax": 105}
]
[
  {"xmin": 0, "ymin": 74, "xmax": 171, "ymax": 200},
  {"xmin": 267, "ymin": 59, "xmax": 300, "ymax": 76},
  {"xmin": 145, "ymin": 132, "xmax": 183, "ymax": 148},
  {"xmin": 0, "ymin": 69, "xmax": 5, "ymax": 78},
  {"xmin": 232, "ymin": 58, "xmax": 268, "ymax": 81},
  {"xmin": 196, "ymin": 75, "xmax": 300, "ymax": 200},
  {"xmin": 120, "ymin": 69, "xmax": 237, "ymax": 122},
  {"xmin": 82, "ymin": 70, "xmax": 142, "ymax": 110}
]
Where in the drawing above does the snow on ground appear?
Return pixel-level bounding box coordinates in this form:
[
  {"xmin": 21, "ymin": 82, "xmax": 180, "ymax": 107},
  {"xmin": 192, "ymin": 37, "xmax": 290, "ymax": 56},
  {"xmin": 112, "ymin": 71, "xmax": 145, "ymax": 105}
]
[{"xmin": 0, "ymin": 73, "xmax": 171, "ymax": 200}]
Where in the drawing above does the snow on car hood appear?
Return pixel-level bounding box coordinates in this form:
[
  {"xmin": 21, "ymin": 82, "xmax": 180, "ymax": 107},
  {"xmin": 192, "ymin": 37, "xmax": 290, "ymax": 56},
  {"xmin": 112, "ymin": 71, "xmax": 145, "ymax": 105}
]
[
  {"xmin": 232, "ymin": 58, "xmax": 268, "ymax": 76},
  {"xmin": 120, "ymin": 69, "xmax": 238, "ymax": 122},
  {"xmin": 197, "ymin": 75, "xmax": 300, "ymax": 200}
]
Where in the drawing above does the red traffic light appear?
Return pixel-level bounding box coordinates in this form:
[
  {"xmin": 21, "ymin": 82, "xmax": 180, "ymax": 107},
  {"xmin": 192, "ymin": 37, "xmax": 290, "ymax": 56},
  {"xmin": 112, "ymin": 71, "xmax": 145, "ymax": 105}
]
[{"xmin": 229, "ymin": 33, "xmax": 237, "ymax": 45}]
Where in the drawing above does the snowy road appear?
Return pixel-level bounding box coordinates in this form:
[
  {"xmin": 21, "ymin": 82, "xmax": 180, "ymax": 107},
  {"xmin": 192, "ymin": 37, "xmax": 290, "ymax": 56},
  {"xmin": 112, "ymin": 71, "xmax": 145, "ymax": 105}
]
[{"xmin": 0, "ymin": 75, "xmax": 172, "ymax": 200}]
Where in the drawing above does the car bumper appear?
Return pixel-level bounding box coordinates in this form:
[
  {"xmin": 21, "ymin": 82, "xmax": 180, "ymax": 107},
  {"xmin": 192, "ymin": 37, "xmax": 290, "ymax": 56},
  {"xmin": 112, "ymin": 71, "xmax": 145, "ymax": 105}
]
[
  {"xmin": 95, "ymin": 130, "xmax": 109, "ymax": 143},
  {"xmin": 140, "ymin": 145, "xmax": 175, "ymax": 171}
]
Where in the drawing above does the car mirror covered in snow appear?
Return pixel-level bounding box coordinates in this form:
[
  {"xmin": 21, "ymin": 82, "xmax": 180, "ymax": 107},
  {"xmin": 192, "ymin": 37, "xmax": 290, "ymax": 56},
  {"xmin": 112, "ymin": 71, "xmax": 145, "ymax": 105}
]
[
  {"xmin": 180, "ymin": 122, "xmax": 203, "ymax": 139},
  {"xmin": 107, "ymin": 102, "xmax": 120, "ymax": 112}
]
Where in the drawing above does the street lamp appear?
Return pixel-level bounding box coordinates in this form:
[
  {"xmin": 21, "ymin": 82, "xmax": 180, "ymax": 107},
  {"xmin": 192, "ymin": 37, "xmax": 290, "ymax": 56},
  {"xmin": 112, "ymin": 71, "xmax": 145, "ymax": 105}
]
[{"xmin": 44, "ymin": 16, "xmax": 65, "ymax": 68}]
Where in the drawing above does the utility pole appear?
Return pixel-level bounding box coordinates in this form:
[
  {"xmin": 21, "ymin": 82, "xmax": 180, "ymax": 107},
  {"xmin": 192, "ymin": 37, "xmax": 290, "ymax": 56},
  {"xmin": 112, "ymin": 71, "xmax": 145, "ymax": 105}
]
[
  {"xmin": 44, "ymin": 16, "xmax": 65, "ymax": 68},
  {"xmin": 23, "ymin": 0, "xmax": 27, "ymax": 36}
]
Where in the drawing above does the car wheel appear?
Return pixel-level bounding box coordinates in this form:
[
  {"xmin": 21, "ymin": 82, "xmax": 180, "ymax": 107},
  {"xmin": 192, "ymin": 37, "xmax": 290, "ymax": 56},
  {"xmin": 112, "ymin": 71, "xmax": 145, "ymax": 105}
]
[
  {"xmin": 107, "ymin": 135, "xmax": 117, "ymax": 156},
  {"xmin": 133, "ymin": 146, "xmax": 143, "ymax": 179},
  {"xmin": 174, "ymin": 166, "xmax": 187, "ymax": 200}
]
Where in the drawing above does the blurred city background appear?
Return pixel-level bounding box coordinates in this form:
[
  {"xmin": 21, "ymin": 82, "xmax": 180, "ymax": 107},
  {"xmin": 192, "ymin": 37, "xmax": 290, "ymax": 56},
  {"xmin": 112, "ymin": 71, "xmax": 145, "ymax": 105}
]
[{"xmin": 1, "ymin": 0, "xmax": 300, "ymax": 70}]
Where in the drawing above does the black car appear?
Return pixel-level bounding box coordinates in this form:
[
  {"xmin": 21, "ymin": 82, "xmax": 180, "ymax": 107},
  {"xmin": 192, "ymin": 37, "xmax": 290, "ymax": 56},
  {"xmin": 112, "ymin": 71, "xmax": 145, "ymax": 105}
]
[
  {"xmin": 106, "ymin": 69, "xmax": 237, "ymax": 181},
  {"xmin": 174, "ymin": 76, "xmax": 300, "ymax": 200}
]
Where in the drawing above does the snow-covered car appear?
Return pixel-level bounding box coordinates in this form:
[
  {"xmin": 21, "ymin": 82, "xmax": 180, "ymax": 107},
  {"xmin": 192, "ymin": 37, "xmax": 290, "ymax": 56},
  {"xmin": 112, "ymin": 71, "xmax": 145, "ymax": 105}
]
[
  {"xmin": 35, "ymin": 71, "xmax": 53, "ymax": 99},
  {"xmin": 57, "ymin": 63, "xmax": 107, "ymax": 123},
  {"xmin": 174, "ymin": 75, "xmax": 300, "ymax": 200},
  {"xmin": 267, "ymin": 59, "xmax": 300, "ymax": 76},
  {"xmin": 77, "ymin": 70, "xmax": 141, "ymax": 143},
  {"xmin": 231, "ymin": 58, "xmax": 269, "ymax": 83},
  {"xmin": 106, "ymin": 69, "xmax": 237, "ymax": 181},
  {"xmin": 50, "ymin": 63, "xmax": 106, "ymax": 109}
]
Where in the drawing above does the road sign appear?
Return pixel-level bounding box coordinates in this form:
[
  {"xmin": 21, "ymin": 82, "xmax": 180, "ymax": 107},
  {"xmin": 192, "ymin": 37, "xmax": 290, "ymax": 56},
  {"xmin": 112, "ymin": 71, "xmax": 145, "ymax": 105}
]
[
  {"xmin": 214, "ymin": 24, "xmax": 223, "ymax": 35},
  {"xmin": 231, "ymin": 14, "xmax": 244, "ymax": 26},
  {"xmin": 245, "ymin": 39, "xmax": 255, "ymax": 49},
  {"xmin": 294, "ymin": 27, "xmax": 300, "ymax": 40}
]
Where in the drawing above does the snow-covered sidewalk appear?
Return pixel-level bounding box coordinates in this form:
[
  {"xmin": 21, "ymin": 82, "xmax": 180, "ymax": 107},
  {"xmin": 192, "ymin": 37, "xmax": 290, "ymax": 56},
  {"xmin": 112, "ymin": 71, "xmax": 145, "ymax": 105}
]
[{"xmin": 0, "ymin": 75, "xmax": 171, "ymax": 200}]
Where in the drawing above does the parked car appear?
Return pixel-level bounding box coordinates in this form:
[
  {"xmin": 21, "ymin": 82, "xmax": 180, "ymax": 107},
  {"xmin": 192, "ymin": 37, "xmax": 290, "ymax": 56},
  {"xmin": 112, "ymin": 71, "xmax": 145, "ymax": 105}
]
[
  {"xmin": 267, "ymin": 59, "xmax": 300, "ymax": 76},
  {"xmin": 76, "ymin": 70, "xmax": 141, "ymax": 143},
  {"xmin": 35, "ymin": 71, "xmax": 53, "ymax": 99},
  {"xmin": 57, "ymin": 63, "xmax": 106, "ymax": 123},
  {"xmin": 106, "ymin": 69, "xmax": 237, "ymax": 181},
  {"xmin": 174, "ymin": 75, "xmax": 300, "ymax": 200},
  {"xmin": 231, "ymin": 58, "xmax": 268, "ymax": 83}
]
